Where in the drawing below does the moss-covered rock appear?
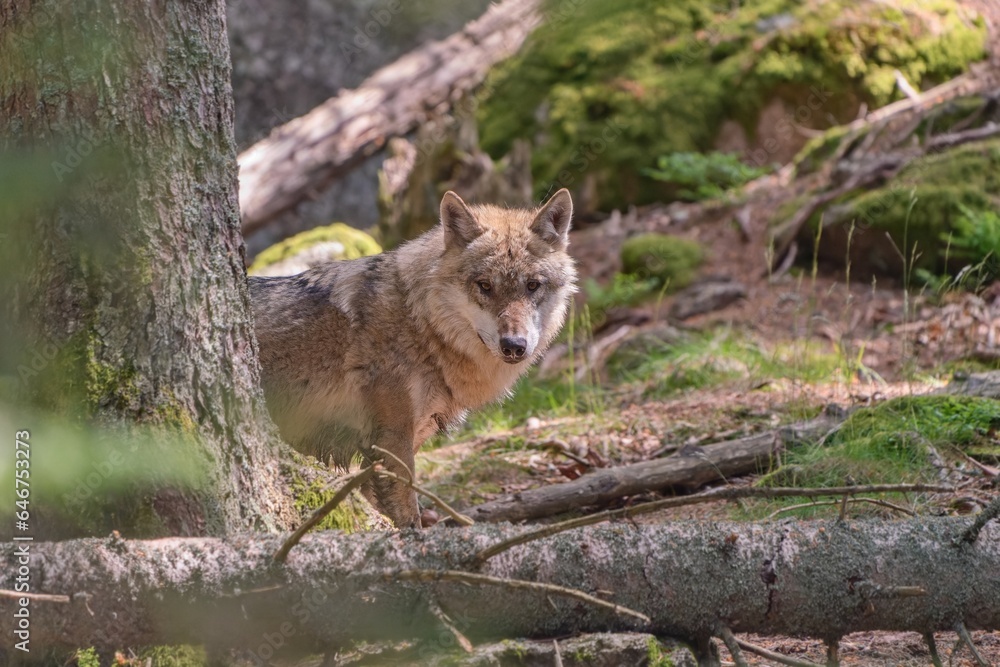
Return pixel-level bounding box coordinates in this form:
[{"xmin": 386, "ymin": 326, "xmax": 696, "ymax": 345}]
[
  {"xmin": 800, "ymin": 138, "xmax": 1000, "ymax": 279},
  {"xmin": 478, "ymin": 0, "xmax": 985, "ymax": 210},
  {"xmin": 249, "ymin": 223, "xmax": 381, "ymax": 276},
  {"xmin": 621, "ymin": 233, "xmax": 704, "ymax": 291}
]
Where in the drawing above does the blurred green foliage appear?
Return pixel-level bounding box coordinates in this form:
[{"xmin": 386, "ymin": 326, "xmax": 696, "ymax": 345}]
[
  {"xmin": 479, "ymin": 0, "xmax": 985, "ymax": 209},
  {"xmin": 642, "ymin": 151, "xmax": 770, "ymax": 201}
]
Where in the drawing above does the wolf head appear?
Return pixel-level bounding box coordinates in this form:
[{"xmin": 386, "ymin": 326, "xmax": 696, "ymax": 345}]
[{"xmin": 437, "ymin": 189, "xmax": 577, "ymax": 365}]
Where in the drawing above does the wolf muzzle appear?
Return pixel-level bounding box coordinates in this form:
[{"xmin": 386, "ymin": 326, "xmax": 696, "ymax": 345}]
[{"xmin": 499, "ymin": 335, "xmax": 528, "ymax": 363}]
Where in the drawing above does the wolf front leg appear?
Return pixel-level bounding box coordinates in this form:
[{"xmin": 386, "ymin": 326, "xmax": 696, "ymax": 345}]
[{"xmin": 364, "ymin": 426, "xmax": 421, "ymax": 529}]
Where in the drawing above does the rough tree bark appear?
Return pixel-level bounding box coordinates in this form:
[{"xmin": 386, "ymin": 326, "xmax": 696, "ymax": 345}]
[
  {"xmin": 1, "ymin": 519, "xmax": 996, "ymax": 658},
  {"xmin": 237, "ymin": 0, "xmax": 542, "ymax": 236},
  {"xmin": 0, "ymin": 0, "xmax": 297, "ymax": 535}
]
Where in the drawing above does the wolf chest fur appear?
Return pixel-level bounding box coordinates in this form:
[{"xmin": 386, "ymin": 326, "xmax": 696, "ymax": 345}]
[{"xmin": 250, "ymin": 190, "xmax": 576, "ymax": 528}]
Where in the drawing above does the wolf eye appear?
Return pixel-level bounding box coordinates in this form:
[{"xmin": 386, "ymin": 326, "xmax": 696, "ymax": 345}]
[
  {"xmin": 526, "ymin": 280, "xmax": 541, "ymax": 292},
  {"xmin": 477, "ymin": 280, "xmax": 492, "ymax": 293}
]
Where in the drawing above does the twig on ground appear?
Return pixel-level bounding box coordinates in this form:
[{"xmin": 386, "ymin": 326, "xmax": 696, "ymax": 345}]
[
  {"xmin": 390, "ymin": 569, "xmax": 650, "ymax": 624},
  {"xmin": 923, "ymin": 632, "xmax": 944, "ymax": 667},
  {"xmin": 734, "ymin": 636, "xmax": 824, "ymax": 667},
  {"xmin": 954, "ymin": 621, "xmax": 989, "ymax": 667},
  {"xmin": 531, "ymin": 439, "xmax": 593, "ymax": 468},
  {"xmin": 717, "ymin": 625, "xmax": 749, "ymax": 667},
  {"xmin": 950, "ymin": 444, "xmax": 1000, "ymax": 478},
  {"xmin": 273, "ymin": 465, "xmax": 377, "ymax": 563},
  {"xmin": 472, "ymin": 483, "xmax": 954, "ymax": 565},
  {"xmin": 893, "ymin": 69, "xmax": 921, "ymax": 102},
  {"xmin": 766, "ymin": 497, "xmax": 916, "ymax": 520}
]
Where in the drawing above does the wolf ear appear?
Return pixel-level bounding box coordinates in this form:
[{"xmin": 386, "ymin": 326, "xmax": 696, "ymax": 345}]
[
  {"xmin": 440, "ymin": 191, "xmax": 483, "ymax": 250},
  {"xmin": 531, "ymin": 188, "xmax": 573, "ymax": 250}
]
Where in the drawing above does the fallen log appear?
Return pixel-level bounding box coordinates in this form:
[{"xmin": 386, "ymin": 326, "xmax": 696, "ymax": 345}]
[
  {"xmin": 237, "ymin": 0, "xmax": 541, "ymax": 236},
  {"xmin": 1, "ymin": 519, "xmax": 997, "ymax": 660},
  {"xmin": 464, "ymin": 413, "xmax": 843, "ymax": 524}
]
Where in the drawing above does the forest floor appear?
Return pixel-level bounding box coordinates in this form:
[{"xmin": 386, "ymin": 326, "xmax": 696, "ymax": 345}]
[
  {"xmin": 416, "ymin": 176, "xmax": 1000, "ymax": 665},
  {"xmin": 414, "ymin": 10, "xmax": 1000, "ymax": 659}
]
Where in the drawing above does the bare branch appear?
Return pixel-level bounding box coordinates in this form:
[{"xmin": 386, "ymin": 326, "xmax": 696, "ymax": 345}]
[
  {"xmin": 734, "ymin": 637, "xmax": 824, "ymax": 667},
  {"xmin": 373, "ymin": 447, "xmax": 474, "ymax": 526},
  {"xmin": 427, "ymin": 597, "xmax": 473, "ymax": 653},
  {"xmin": 273, "ymin": 465, "xmax": 376, "ymax": 563},
  {"xmin": 955, "ymin": 621, "xmax": 989, "ymax": 667},
  {"xmin": 766, "ymin": 497, "xmax": 916, "ymax": 520},
  {"xmin": 957, "ymin": 494, "xmax": 1000, "ymax": 546},
  {"xmin": 0, "ymin": 589, "xmax": 70, "ymax": 603},
  {"xmin": 391, "ymin": 569, "xmax": 651, "ymax": 625},
  {"xmin": 717, "ymin": 625, "xmax": 749, "ymax": 667}
]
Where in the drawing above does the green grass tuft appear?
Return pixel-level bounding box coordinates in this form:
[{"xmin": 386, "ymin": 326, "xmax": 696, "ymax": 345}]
[{"xmin": 751, "ymin": 395, "xmax": 1000, "ymax": 517}]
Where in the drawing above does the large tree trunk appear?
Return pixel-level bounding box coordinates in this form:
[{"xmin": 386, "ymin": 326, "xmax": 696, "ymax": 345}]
[
  {"xmin": 1, "ymin": 519, "xmax": 996, "ymax": 660},
  {"xmin": 0, "ymin": 0, "xmax": 297, "ymax": 536},
  {"xmin": 237, "ymin": 0, "xmax": 542, "ymax": 237}
]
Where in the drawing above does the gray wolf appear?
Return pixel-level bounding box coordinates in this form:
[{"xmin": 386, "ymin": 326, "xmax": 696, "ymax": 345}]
[{"xmin": 249, "ymin": 189, "xmax": 576, "ymax": 528}]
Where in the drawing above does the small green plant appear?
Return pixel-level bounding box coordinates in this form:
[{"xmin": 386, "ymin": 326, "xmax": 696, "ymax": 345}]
[
  {"xmin": 646, "ymin": 636, "xmax": 676, "ymax": 667},
  {"xmin": 642, "ymin": 152, "xmax": 770, "ymax": 201},
  {"xmin": 949, "ymin": 203, "xmax": 1000, "ymax": 265},
  {"xmin": 582, "ymin": 273, "xmax": 660, "ymax": 330},
  {"xmin": 73, "ymin": 648, "xmax": 100, "ymax": 667},
  {"xmin": 918, "ymin": 204, "xmax": 1000, "ymax": 293}
]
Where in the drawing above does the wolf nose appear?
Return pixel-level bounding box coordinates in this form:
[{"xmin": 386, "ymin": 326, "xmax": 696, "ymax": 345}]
[{"xmin": 500, "ymin": 336, "xmax": 527, "ymax": 361}]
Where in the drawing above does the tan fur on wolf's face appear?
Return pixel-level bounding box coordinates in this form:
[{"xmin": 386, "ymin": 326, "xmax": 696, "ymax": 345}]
[
  {"xmin": 441, "ymin": 190, "xmax": 575, "ymax": 365},
  {"xmin": 249, "ymin": 189, "xmax": 575, "ymax": 529}
]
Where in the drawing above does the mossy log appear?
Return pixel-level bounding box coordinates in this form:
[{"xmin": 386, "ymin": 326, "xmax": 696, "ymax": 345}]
[
  {"xmin": 237, "ymin": 0, "xmax": 541, "ymax": 236},
  {"xmin": 1, "ymin": 519, "xmax": 998, "ymax": 660}
]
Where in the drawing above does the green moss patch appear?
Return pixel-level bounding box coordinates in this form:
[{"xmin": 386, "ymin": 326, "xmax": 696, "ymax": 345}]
[
  {"xmin": 620, "ymin": 233, "xmax": 704, "ymax": 292},
  {"xmin": 290, "ymin": 474, "xmax": 379, "ymax": 534},
  {"xmin": 799, "ymin": 139, "xmax": 1000, "ymax": 279},
  {"xmin": 249, "ymin": 223, "xmax": 381, "ymax": 274},
  {"xmin": 478, "ymin": 0, "xmax": 985, "ymax": 209},
  {"xmin": 752, "ymin": 395, "xmax": 1000, "ymax": 516}
]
